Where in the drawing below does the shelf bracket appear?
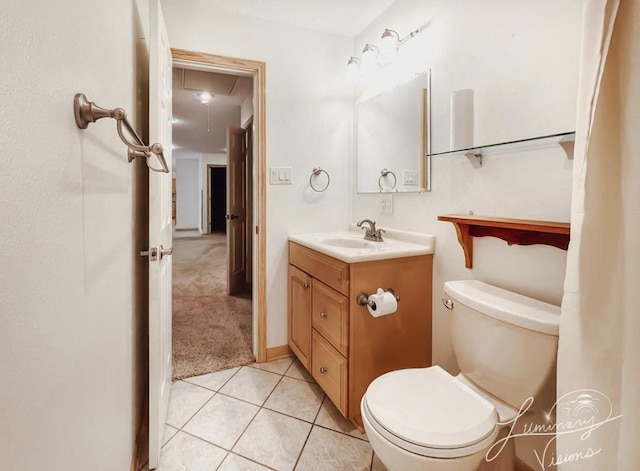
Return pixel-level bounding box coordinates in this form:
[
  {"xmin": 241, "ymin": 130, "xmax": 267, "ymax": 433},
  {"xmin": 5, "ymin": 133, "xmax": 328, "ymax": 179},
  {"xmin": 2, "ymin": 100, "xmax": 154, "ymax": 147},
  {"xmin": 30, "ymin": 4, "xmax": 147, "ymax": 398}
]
[
  {"xmin": 558, "ymin": 138, "xmax": 575, "ymax": 160},
  {"xmin": 464, "ymin": 152, "xmax": 483, "ymax": 168}
]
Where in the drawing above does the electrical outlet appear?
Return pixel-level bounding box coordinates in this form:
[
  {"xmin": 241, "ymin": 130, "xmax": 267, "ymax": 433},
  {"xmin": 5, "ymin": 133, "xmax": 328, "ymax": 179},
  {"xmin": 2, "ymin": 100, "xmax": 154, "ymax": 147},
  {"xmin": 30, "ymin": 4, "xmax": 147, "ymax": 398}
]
[{"xmin": 381, "ymin": 193, "xmax": 393, "ymax": 214}]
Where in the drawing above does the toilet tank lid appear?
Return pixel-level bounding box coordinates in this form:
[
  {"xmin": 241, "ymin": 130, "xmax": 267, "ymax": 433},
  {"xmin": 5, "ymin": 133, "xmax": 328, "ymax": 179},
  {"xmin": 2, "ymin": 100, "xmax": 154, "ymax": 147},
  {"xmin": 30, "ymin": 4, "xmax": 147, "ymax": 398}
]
[{"xmin": 444, "ymin": 280, "xmax": 560, "ymax": 335}]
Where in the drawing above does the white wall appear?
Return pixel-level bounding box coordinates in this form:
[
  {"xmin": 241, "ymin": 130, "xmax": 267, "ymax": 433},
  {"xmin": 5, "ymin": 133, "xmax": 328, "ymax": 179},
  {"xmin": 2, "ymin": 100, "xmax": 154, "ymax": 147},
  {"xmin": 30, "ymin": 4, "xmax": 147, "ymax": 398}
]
[
  {"xmin": 175, "ymin": 155, "xmax": 202, "ymax": 230},
  {"xmin": 0, "ymin": 0, "xmax": 149, "ymax": 469},
  {"xmin": 353, "ymin": 1, "xmax": 582, "ymax": 466},
  {"xmin": 161, "ymin": 0, "xmax": 354, "ymax": 348},
  {"xmin": 202, "ymin": 153, "xmax": 226, "ymax": 232},
  {"xmin": 354, "ymin": 0, "xmax": 581, "ymax": 370}
]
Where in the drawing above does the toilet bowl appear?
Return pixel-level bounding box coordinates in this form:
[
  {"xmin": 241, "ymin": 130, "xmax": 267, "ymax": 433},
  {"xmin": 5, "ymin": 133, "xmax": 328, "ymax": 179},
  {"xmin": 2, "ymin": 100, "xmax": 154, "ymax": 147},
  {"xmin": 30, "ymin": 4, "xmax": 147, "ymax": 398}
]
[
  {"xmin": 362, "ymin": 366, "xmax": 500, "ymax": 471},
  {"xmin": 361, "ymin": 280, "xmax": 560, "ymax": 471}
]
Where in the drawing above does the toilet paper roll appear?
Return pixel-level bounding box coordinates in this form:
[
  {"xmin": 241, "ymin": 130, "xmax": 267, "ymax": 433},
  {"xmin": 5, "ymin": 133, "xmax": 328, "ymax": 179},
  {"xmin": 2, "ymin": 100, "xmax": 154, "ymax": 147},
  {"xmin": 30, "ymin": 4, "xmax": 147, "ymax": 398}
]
[{"xmin": 367, "ymin": 288, "xmax": 398, "ymax": 318}]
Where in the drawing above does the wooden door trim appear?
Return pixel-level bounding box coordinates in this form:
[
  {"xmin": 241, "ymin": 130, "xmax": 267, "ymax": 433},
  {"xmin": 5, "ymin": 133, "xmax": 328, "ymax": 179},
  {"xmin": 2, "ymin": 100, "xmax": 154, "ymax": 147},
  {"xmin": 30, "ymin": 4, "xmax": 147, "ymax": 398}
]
[{"xmin": 172, "ymin": 48, "xmax": 267, "ymax": 362}]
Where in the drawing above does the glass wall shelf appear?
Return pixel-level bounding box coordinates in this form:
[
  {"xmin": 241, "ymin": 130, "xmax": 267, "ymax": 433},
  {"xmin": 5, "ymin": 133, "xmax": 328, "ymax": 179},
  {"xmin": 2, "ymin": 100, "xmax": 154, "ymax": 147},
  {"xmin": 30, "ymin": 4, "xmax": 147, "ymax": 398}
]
[{"xmin": 428, "ymin": 131, "xmax": 575, "ymax": 167}]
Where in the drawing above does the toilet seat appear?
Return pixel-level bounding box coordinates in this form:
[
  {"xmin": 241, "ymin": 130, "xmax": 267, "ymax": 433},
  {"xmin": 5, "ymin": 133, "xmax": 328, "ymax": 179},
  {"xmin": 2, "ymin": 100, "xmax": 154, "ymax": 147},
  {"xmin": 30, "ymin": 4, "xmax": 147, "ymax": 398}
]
[{"xmin": 362, "ymin": 366, "xmax": 499, "ymax": 459}]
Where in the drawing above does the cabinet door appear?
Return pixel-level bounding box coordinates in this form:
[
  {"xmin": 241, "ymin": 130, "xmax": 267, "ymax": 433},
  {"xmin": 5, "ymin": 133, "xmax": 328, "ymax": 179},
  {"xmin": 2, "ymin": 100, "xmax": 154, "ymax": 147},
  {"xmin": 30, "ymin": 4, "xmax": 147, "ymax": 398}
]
[
  {"xmin": 288, "ymin": 265, "xmax": 312, "ymax": 369},
  {"xmin": 312, "ymin": 281, "xmax": 349, "ymax": 356}
]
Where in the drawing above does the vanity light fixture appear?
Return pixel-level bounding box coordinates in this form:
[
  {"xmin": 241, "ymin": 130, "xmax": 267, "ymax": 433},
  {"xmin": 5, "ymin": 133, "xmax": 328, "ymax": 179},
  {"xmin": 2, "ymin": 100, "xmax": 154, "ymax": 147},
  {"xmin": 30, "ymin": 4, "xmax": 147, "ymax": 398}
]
[
  {"xmin": 380, "ymin": 28, "xmax": 419, "ymax": 55},
  {"xmin": 347, "ymin": 27, "xmax": 420, "ymax": 82}
]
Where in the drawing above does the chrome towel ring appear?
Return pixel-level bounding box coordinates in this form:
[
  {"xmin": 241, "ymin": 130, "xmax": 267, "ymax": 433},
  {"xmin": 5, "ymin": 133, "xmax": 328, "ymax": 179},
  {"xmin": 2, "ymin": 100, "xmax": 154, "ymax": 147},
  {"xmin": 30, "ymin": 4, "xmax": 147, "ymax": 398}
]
[
  {"xmin": 310, "ymin": 167, "xmax": 330, "ymax": 192},
  {"xmin": 73, "ymin": 93, "xmax": 169, "ymax": 173},
  {"xmin": 378, "ymin": 168, "xmax": 397, "ymax": 191}
]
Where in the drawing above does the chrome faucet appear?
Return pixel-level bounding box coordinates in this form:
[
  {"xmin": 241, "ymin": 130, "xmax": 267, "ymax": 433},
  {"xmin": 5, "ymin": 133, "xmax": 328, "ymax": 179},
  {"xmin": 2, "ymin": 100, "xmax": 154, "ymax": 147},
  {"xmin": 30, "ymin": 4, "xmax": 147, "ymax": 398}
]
[{"xmin": 357, "ymin": 219, "xmax": 385, "ymax": 242}]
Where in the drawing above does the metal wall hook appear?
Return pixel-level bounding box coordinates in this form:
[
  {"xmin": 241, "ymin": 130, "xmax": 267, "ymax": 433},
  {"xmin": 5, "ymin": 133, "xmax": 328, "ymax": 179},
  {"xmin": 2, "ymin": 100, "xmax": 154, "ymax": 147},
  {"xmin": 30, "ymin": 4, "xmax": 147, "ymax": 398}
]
[{"xmin": 73, "ymin": 93, "xmax": 169, "ymax": 173}]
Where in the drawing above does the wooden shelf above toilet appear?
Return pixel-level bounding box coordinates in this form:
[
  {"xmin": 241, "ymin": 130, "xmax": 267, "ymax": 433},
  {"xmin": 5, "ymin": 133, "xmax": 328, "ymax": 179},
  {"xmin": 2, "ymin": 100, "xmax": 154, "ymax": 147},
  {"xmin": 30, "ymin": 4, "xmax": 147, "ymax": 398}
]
[{"xmin": 438, "ymin": 214, "xmax": 571, "ymax": 268}]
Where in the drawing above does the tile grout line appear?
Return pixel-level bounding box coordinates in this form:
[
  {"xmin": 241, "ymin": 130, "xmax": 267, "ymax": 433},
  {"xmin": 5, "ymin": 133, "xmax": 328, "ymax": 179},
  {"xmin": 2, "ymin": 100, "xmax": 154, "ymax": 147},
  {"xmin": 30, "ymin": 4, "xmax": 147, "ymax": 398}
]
[
  {"xmin": 222, "ymin": 366, "xmax": 289, "ymax": 469},
  {"xmin": 165, "ymin": 358, "xmax": 372, "ymax": 470},
  {"xmin": 290, "ymin": 383, "xmax": 326, "ymax": 471},
  {"xmin": 161, "ymin": 366, "xmax": 245, "ymax": 456},
  {"xmin": 216, "ymin": 451, "xmax": 279, "ymax": 471}
]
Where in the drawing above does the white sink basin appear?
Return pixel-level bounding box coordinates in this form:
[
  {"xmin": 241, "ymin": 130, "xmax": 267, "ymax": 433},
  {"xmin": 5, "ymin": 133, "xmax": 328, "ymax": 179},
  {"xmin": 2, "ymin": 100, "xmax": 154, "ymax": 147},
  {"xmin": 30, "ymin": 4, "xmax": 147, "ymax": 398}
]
[
  {"xmin": 319, "ymin": 236, "xmax": 376, "ymax": 249},
  {"xmin": 289, "ymin": 231, "xmax": 434, "ymax": 263}
]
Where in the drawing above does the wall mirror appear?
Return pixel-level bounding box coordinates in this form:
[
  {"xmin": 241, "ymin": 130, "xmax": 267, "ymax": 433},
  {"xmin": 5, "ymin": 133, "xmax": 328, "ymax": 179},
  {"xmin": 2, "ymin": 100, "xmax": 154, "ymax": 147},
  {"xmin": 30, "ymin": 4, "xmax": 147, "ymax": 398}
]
[{"xmin": 356, "ymin": 70, "xmax": 431, "ymax": 193}]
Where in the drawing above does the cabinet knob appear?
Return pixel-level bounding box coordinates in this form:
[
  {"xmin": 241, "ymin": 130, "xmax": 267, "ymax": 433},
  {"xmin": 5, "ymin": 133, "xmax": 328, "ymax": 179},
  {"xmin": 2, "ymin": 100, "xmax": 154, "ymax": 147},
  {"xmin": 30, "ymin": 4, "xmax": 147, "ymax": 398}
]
[
  {"xmin": 303, "ymin": 282, "xmax": 310, "ymax": 289},
  {"xmin": 319, "ymin": 367, "xmax": 327, "ymax": 374},
  {"xmin": 319, "ymin": 312, "xmax": 327, "ymax": 318}
]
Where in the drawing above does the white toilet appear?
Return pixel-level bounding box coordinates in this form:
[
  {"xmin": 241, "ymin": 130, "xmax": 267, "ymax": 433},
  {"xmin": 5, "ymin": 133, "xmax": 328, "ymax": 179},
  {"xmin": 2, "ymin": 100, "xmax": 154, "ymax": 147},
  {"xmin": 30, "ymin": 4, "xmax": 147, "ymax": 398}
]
[{"xmin": 361, "ymin": 280, "xmax": 560, "ymax": 471}]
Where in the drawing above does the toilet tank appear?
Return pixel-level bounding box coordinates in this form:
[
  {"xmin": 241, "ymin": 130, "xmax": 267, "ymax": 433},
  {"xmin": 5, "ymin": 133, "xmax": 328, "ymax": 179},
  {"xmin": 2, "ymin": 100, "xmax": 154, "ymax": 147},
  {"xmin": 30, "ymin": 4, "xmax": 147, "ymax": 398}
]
[{"xmin": 443, "ymin": 280, "xmax": 560, "ymax": 410}]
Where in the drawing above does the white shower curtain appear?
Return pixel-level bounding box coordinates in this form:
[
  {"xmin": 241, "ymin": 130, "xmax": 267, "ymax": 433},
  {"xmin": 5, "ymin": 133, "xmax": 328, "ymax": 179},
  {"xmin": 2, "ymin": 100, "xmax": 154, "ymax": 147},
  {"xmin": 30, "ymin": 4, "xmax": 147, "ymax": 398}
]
[{"xmin": 557, "ymin": 0, "xmax": 640, "ymax": 469}]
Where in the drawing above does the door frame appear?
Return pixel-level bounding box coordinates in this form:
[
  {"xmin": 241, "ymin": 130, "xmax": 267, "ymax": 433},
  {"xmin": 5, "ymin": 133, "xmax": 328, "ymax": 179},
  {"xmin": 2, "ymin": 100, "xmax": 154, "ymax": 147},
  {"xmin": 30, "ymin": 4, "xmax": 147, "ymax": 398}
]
[{"xmin": 172, "ymin": 48, "xmax": 267, "ymax": 362}]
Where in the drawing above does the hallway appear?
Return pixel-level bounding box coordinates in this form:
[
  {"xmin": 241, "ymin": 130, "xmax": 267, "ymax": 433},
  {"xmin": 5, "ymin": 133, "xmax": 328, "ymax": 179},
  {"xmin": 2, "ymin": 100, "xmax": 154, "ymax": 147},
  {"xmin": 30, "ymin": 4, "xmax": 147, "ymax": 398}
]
[{"xmin": 172, "ymin": 233, "xmax": 254, "ymax": 380}]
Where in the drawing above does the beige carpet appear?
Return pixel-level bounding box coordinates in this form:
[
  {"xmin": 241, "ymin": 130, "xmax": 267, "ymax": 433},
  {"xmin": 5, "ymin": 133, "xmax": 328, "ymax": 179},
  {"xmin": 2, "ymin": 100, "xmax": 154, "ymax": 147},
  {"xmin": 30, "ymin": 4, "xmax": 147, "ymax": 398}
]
[{"xmin": 172, "ymin": 233, "xmax": 254, "ymax": 380}]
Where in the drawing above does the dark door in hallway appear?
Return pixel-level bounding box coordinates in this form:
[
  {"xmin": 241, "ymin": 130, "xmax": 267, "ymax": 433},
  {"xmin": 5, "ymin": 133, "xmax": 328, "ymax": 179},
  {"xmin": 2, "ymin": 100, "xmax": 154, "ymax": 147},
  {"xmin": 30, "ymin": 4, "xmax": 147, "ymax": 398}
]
[{"xmin": 210, "ymin": 167, "xmax": 226, "ymax": 233}]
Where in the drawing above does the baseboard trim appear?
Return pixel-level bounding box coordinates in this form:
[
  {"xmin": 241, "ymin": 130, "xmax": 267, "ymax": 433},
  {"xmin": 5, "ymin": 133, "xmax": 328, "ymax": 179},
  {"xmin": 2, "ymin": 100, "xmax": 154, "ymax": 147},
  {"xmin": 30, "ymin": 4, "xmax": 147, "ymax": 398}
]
[
  {"xmin": 175, "ymin": 227, "xmax": 199, "ymax": 232},
  {"xmin": 515, "ymin": 457, "xmax": 535, "ymax": 471},
  {"xmin": 265, "ymin": 344, "xmax": 292, "ymax": 361}
]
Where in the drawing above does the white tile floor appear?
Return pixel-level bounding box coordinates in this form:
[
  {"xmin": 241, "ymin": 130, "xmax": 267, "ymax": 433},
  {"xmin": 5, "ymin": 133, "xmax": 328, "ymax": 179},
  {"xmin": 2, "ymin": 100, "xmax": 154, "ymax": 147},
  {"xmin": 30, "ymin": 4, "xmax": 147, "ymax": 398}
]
[{"xmin": 154, "ymin": 357, "xmax": 388, "ymax": 471}]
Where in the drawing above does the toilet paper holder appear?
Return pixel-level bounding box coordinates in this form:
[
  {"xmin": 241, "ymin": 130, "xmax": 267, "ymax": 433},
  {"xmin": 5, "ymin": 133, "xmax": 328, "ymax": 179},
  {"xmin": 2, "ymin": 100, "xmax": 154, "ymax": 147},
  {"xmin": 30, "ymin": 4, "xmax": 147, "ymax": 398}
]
[{"xmin": 356, "ymin": 288, "xmax": 401, "ymax": 307}]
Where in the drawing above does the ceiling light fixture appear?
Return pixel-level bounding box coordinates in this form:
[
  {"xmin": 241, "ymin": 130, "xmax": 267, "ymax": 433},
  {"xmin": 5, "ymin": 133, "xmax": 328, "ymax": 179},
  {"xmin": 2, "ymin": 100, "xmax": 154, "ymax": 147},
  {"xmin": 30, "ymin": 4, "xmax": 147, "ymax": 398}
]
[
  {"xmin": 346, "ymin": 27, "xmax": 419, "ymax": 82},
  {"xmin": 198, "ymin": 91, "xmax": 212, "ymax": 104}
]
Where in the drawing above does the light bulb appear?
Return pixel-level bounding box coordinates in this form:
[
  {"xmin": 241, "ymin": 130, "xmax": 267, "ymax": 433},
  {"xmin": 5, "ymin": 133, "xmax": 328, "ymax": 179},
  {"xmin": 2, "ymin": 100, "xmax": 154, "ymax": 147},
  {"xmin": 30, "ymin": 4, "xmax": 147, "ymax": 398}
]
[
  {"xmin": 361, "ymin": 44, "xmax": 379, "ymax": 76},
  {"xmin": 346, "ymin": 57, "xmax": 360, "ymax": 84},
  {"xmin": 361, "ymin": 44, "xmax": 378, "ymax": 66},
  {"xmin": 198, "ymin": 91, "xmax": 212, "ymax": 104},
  {"xmin": 380, "ymin": 29, "xmax": 398, "ymax": 56}
]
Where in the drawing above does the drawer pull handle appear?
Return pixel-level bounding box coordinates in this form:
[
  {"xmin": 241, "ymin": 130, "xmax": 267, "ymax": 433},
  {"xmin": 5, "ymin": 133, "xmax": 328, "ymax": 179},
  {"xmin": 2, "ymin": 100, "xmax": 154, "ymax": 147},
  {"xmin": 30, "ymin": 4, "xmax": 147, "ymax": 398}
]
[
  {"xmin": 319, "ymin": 367, "xmax": 327, "ymax": 374},
  {"xmin": 320, "ymin": 312, "xmax": 327, "ymax": 318},
  {"xmin": 303, "ymin": 282, "xmax": 310, "ymax": 289}
]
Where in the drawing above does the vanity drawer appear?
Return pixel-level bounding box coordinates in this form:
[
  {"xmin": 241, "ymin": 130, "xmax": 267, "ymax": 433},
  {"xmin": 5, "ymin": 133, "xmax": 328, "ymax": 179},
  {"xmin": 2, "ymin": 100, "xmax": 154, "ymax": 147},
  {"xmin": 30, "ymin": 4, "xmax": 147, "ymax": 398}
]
[
  {"xmin": 289, "ymin": 242, "xmax": 349, "ymax": 295},
  {"xmin": 312, "ymin": 281, "xmax": 349, "ymax": 356},
  {"xmin": 312, "ymin": 329, "xmax": 348, "ymax": 416}
]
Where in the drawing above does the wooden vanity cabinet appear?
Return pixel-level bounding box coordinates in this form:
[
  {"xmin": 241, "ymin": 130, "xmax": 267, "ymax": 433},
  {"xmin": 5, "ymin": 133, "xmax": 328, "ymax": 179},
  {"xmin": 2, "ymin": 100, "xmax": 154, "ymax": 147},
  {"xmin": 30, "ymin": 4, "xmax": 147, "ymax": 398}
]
[{"xmin": 288, "ymin": 241, "xmax": 432, "ymax": 426}]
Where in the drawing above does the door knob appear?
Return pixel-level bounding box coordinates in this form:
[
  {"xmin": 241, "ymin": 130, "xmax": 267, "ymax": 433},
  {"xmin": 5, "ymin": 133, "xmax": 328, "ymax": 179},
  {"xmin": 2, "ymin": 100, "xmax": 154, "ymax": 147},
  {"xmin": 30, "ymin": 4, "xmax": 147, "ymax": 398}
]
[
  {"xmin": 225, "ymin": 214, "xmax": 239, "ymax": 220},
  {"xmin": 160, "ymin": 245, "xmax": 173, "ymax": 260}
]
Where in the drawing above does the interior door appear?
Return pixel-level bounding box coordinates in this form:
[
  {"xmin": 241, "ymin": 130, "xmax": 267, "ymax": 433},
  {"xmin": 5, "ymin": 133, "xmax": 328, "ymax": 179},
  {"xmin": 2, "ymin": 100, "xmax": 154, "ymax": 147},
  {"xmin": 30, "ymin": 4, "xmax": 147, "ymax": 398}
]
[
  {"xmin": 226, "ymin": 126, "xmax": 247, "ymax": 295},
  {"xmin": 148, "ymin": 0, "xmax": 173, "ymax": 468}
]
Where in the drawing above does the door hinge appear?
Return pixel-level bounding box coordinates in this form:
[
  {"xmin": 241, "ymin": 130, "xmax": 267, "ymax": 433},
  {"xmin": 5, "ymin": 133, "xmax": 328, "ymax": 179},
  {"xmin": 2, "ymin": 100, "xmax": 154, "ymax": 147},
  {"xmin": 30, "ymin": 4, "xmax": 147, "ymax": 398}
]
[{"xmin": 255, "ymin": 226, "xmax": 259, "ymax": 234}]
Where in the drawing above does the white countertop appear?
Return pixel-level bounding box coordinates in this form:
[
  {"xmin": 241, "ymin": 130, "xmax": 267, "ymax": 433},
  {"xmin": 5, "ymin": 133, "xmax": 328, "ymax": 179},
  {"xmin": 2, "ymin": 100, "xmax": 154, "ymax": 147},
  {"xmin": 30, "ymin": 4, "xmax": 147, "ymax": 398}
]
[{"xmin": 289, "ymin": 228, "xmax": 435, "ymax": 263}]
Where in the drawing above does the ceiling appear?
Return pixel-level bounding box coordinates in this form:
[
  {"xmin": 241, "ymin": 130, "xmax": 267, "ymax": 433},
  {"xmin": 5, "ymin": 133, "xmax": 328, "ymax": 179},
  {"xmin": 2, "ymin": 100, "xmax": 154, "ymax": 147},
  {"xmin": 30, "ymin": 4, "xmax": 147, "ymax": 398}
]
[
  {"xmin": 196, "ymin": 0, "xmax": 396, "ymax": 37},
  {"xmin": 172, "ymin": 67, "xmax": 253, "ymax": 155}
]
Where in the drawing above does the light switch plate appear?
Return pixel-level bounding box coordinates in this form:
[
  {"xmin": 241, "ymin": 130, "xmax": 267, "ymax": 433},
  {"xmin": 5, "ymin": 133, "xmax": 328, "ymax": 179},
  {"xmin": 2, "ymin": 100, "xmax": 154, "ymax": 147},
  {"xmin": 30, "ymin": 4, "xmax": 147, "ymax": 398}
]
[
  {"xmin": 403, "ymin": 170, "xmax": 419, "ymax": 186},
  {"xmin": 381, "ymin": 193, "xmax": 393, "ymax": 214},
  {"xmin": 269, "ymin": 166, "xmax": 292, "ymax": 185}
]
